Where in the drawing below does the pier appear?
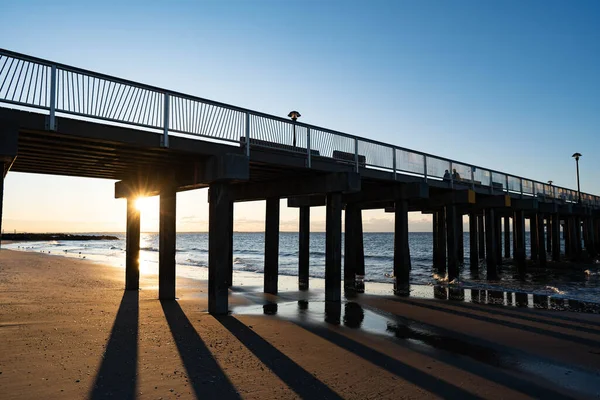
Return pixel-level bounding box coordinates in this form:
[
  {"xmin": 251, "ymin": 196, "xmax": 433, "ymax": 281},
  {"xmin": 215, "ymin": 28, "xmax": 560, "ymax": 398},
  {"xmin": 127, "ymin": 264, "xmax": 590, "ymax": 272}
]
[{"xmin": 1, "ymin": 48, "xmax": 599, "ymax": 315}]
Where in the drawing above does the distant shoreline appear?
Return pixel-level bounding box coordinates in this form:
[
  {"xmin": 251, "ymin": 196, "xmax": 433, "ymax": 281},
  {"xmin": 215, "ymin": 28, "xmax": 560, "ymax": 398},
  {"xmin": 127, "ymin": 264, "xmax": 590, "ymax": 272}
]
[{"xmin": 0, "ymin": 233, "xmax": 119, "ymax": 241}]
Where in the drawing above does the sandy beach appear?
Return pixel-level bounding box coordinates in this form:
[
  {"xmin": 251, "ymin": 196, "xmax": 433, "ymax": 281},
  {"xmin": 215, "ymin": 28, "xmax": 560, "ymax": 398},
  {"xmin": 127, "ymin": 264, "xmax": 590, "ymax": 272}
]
[{"xmin": 1, "ymin": 249, "xmax": 599, "ymax": 399}]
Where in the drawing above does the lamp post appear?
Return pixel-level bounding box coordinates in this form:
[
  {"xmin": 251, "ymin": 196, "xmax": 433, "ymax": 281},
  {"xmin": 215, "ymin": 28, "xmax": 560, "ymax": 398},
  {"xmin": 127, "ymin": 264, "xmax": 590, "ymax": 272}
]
[
  {"xmin": 572, "ymin": 153, "xmax": 582, "ymax": 203},
  {"xmin": 288, "ymin": 111, "xmax": 301, "ymax": 147}
]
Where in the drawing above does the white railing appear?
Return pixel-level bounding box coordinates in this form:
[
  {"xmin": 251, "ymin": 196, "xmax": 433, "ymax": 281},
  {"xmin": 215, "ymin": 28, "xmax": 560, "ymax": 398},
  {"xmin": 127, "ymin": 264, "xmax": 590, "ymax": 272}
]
[{"xmin": 0, "ymin": 48, "xmax": 597, "ymax": 207}]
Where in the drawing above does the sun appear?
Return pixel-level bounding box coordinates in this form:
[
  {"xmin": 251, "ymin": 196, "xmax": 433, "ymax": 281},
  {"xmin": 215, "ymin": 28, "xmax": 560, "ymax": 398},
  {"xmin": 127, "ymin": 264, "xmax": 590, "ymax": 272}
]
[{"xmin": 134, "ymin": 197, "xmax": 153, "ymax": 213}]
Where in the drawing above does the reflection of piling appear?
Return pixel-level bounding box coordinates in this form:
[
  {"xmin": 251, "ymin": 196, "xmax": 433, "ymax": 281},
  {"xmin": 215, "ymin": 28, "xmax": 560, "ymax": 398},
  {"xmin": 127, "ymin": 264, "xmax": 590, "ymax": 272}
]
[
  {"xmin": 487, "ymin": 290, "xmax": 504, "ymax": 306},
  {"xmin": 515, "ymin": 292, "xmax": 528, "ymax": 307},
  {"xmin": 433, "ymin": 285, "xmax": 448, "ymax": 300},
  {"xmin": 449, "ymin": 288, "xmax": 464, "ymax": 301}
]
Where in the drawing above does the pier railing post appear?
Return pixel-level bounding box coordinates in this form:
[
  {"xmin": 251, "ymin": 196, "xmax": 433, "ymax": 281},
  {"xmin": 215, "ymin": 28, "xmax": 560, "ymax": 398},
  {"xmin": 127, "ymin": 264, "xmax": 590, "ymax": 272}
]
[
  {"xmin": 392, "ymin": 148, "xmax": 397, "ymax": 180},
  {"xmin": 354, "ymin": 138, "xmax": 359, "ymax": 173},
  {"xmin": 423, "ymin": 156, "xmax": 428, "ymax": 182},
  {"xmin": 306, "ymin": 127, "xmax": 311, "ymax": 168},
  {"xmin": 162, "ymin": 93, "xmax": 170, "ymax": 148},
  {"xmin": 245, "ymin": 112, "xmax": 250, "ymax": 158},
  {"xmin": 48, "ymin": 65, "xmax": 57, "ymax": 131}
]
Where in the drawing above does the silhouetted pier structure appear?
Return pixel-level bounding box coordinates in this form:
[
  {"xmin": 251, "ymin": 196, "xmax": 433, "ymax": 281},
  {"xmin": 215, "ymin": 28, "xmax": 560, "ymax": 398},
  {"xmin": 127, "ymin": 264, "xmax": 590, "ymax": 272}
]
[{"xmin": 1, "ymin": 49, "xmax": 599, "ymax": 314}]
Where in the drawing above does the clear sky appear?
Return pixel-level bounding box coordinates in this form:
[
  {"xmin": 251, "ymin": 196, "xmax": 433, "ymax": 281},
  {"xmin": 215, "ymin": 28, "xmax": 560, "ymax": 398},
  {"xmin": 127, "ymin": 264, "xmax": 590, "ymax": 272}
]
[{"xmin": 1, "ymin": 0, "xmax": 599, "ymax": 233}]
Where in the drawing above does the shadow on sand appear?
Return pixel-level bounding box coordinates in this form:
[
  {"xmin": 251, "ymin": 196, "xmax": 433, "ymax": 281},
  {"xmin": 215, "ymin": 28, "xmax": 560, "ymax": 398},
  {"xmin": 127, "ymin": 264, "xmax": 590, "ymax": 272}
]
[
  {"xmin": 90, "ymin": 290, "xmax": 139, "ymax": 400},
  {"xmin": 160, "ymin": 300, "xmax": 241, "ymax": 399},
  {"xmin": 217, "ymin": 315, "xmax": 343, "ymax": 399}
]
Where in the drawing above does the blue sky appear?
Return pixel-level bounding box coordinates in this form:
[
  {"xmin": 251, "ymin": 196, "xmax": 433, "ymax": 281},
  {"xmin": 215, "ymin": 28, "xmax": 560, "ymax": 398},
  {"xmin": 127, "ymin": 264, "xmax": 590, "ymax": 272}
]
[{"xmin": 1, "ymin": 0, "xmax": 599, "ymax": 232}]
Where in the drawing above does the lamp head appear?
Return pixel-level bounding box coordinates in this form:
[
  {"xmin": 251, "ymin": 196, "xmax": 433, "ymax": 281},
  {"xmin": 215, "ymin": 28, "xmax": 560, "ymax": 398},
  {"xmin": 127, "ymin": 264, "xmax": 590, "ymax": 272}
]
[
  {"xmin": 288, "ymin": 111, "xmax": 301, "ymax": 121},
  {"xmin": 548, "ymin": 180, "xmax": 553, "ymax": 185},
  {"xmin": 572, "ymin": 152, "xmax": 582, "ymax": 160}
]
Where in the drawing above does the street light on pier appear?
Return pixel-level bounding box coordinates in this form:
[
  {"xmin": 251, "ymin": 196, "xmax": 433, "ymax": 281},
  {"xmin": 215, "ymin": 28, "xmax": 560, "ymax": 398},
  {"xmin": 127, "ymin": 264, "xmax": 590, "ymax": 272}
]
[
  {"xmin": 288, "ymin": 110, "xmax": 301, "ymax": 147},
  {"xmin": 572, "ymin": 153, "xmax": 582, "ymax": 203}
]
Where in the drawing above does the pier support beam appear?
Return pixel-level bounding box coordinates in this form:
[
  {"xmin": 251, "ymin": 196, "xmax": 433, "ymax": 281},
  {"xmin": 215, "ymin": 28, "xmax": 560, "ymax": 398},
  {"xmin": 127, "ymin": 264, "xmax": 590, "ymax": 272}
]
[
  {"xmin": 530, "ymin": 214, "xmax": 539, "ymax": 261},
  {"xmin": 552, "ymin": 213, "xmax": 561, "ymax": 261},
  {"xmin": 434, "ymin": 209, "xmax": 447, "ymax": 272},
  {"xmin": 394, "ymin": 199, "xmax": 411, "ymax": 294},
  {"xmin": 504, "ymin": 216, "xmax": 511, "ymax": 258},
  {"xmin": 537, "ymin": 213, "xmax": 547, "ymax": 266},
  {"xmin": 484, "ymin": 209, "xmax": 497, "ymax": 279},
  {"xmin": 227, "ymin": 202, "xmax": 234, "ymax": 287},
  {"xmin": 446, "ymin": 205, "xmax": 459, "ymax": 282},
  {"xmin": 125, "ymin": 197, "xmax": 140, "ymax": 290},
  {"xmin": 495, "ymin": 214, "xmax": 503, "ymax": 266},
  {"xmin": 469, "ymin": 213, "xmax": 479, "ymax": 270},
  {"xmin": 264, "ymin": 197, "xmax": 280, "ymax": 295},
  {"xmin": 546, "ymin": 217, "xmax": 552, "ymax": 253},
  {"xmin": 0, "ymin": 174, "xmax": 4, "ymax": 249},
  {"xmin": 208, "ymin": 182, "xmax": 232, "ymax": 315},
  {"xmin": 325, "ymin": 193, "xmax": 343, "ymax": 302},
  {"xmin": 477, "ymin": 215, "xmax": 485, "ymax": 261},
  {"xmin": 159, "ymin": 185, "xmax": 177, "ymax": 300},
  {"xmin": 344, "ymin": 204, "xmax": 359, "ymax": 291},
  {"xmin": 575, "ymin": 217, "xmax": 582, "ymax": 260},
  {"xmin": 457, "ymin": 213, "xmax": 464, "ymax": 264},
  {"xmin": 514, "ymin": 210, "xmax": 526, "ymax": 274},
  {"xmin": 587, "ymin": 218, "xmax": 596, "ymax": 257},
  {"xmin": 298, "ymin": 206, "xmax": 310, "ymax": 290}
]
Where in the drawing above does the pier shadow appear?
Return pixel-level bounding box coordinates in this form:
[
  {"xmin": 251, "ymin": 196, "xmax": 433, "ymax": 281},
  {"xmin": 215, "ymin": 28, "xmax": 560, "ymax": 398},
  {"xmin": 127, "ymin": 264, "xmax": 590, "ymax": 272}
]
[
  {"xmin": 160, "ymin": 300, "xmax": 240, "ymax": 399},
  {"xmin": 389, "ymin": 297, "xmax": 600, "ymax": 348},
  {"xmin": 291, "ymin": 320, "xmax": 481, "ymax": 399},
  {"xmin": 216, "ymin": 315, "xmax": 343, "ymax": 399},
  {"xmin": 90, "ymin": 290, "xmax": 139, "ymax": 400}
]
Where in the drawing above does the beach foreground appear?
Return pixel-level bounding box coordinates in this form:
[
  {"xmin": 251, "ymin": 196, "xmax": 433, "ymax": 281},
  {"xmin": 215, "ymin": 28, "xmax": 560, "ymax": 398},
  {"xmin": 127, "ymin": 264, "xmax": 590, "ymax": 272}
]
[{"xmin": 1, "ymin": 250, "xmax": 599, "ymax": 399}]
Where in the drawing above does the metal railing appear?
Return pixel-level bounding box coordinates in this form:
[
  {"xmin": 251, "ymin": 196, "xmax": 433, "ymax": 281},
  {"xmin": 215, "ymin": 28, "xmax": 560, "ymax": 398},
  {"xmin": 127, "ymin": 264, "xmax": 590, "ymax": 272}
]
[{"xmin": 1, "ymin": 48, "xmax": 598, "ymax": 207}]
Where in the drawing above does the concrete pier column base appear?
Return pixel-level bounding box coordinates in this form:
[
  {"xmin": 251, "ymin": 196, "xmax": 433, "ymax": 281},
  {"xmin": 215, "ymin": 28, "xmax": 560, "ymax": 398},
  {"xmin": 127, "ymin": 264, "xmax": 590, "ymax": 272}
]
[
  {"xmin": 208, "ymin": 182, "xmax": 233, "ymax": 315},
  {"xmin": 325, "ymin": 193, "xmax": 342, "ymax": 302},
  {"xmin": 264, "ymin": 197, "xmax": 280, "ymax": 295},
  {"xmin": 125, "ymin": 197, "xmax": 140, "ymax": 290},
  {"xmin": 159, "ymin": 185, "xmax": 177, "ymax": 300},
  {"xmin": 298, "ymin": 206, "xmax": 310, "ymax": 290}
]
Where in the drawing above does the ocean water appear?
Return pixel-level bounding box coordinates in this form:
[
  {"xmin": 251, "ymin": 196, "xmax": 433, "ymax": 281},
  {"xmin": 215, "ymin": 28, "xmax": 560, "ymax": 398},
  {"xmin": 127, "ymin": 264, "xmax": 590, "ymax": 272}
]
[{"xmin": 6, "ymin": 232, "xmax": 600, "ymax": 304}]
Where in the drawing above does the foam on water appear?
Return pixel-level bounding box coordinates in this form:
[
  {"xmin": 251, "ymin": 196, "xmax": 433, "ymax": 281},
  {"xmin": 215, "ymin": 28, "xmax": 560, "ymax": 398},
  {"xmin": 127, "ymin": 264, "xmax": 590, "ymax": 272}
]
[{"xmin": 5, "ymin": 231, "xmax": 600, "ymax": 305}]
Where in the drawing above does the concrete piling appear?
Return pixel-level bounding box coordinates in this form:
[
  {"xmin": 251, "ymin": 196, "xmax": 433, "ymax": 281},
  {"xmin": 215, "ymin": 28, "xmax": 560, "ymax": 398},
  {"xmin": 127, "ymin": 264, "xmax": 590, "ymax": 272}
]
[
  {"xmin": 325, "ymin": 193, "xmax": 342, "ymax": 302},
  {"xmin": 264, "ymin": 197, "xmax": 280, "ymax": 295},
  {"xmin": 125, "ymin": 197, "xmax": 140, "ymax": 291},
  {"xmin": 159, "ymin": 185, "xmax": 177, "ymax": 300}
]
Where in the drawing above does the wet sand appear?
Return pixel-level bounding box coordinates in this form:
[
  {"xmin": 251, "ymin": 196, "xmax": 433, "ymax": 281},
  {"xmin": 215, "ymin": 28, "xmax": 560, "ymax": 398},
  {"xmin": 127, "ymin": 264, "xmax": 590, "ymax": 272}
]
[{"xmin": 1, "ymin": 249, "xmax": 599, "ymax": 399}]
